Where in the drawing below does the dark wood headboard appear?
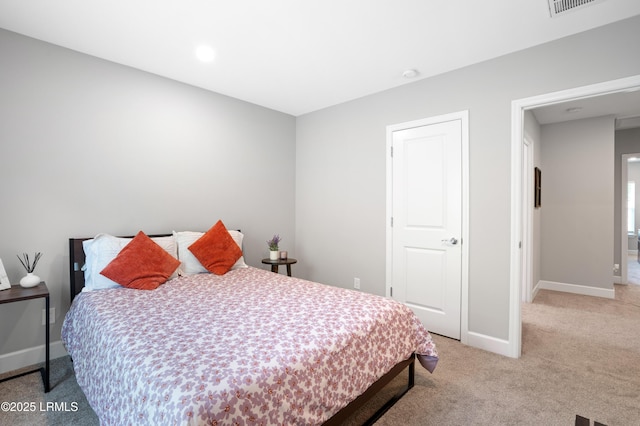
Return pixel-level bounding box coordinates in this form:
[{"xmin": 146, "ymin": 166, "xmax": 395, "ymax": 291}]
[
  {"xmin": 69, "ymin": 237, "xmax": 91, "ymax": 302},
  {"xmin": 69, "ymin": 234, "xmax": 172, "ymax": 302}
]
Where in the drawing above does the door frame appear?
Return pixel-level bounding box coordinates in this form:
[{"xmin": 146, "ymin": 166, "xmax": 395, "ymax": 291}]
[
  {"xmin": 521, "ymin": 136, "xmax": 534, "ymax": 303},
  {"xmin": 509, "ymin": 74, "xmax": 640, "ymax": 358},
  {"xmin": 386, "ymin": 110, "xmax": 470, "ymax": 344}
]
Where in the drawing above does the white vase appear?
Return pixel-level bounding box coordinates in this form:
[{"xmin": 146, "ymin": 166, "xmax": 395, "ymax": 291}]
[
  {"xmin": 20, "ymin": 273, "xmax": 41, "ymax": 288},
  {"xmin": 269, "ymin": 250, "xmax": 279, "ymax": 261}
]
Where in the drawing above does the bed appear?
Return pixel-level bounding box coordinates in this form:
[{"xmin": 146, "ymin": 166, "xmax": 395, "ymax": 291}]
[{"xmin": 61, "ymin": 224, "xmax": 438, "ymax": 425}]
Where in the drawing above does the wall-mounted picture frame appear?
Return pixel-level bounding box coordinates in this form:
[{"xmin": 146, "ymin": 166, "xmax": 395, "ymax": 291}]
[
  {"xmin": 0, "ymin": 258, "xmax": 11, "ymax": 290},
  {"xmin": 534, "ymin": 167, "xmax": 542, "ymax": 208}
]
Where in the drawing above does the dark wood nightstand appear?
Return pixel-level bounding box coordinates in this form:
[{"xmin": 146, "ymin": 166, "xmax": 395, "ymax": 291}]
[
  {"xmin": 261, "ymin": 258, "xmax": 298, "ymax": 277},
  {"xmin": 0, "ymin": 282, "xmax": 50, "ymax": 392}
]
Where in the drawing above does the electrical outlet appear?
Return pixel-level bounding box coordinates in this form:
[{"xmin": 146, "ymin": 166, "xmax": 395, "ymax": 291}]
[
  {"xmin": 354, "ymin": 278, "xmax": 360, "ymax": 290},
  {"xmin": 42, "ymin": 308, "xmax": 55, "ymax": 325},
  {"xmin": 614, "ymin": 263, "xmax": 620, "ymax": 272}
]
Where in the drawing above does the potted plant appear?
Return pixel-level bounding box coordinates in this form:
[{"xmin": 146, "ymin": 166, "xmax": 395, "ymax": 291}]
[
  {"xmin": 17, "ymin": 252, "xmax": 43, "ymax": 288},
  {"xmin": 267, "ymin": 235, "xmax": 281, "ymax": 260}
]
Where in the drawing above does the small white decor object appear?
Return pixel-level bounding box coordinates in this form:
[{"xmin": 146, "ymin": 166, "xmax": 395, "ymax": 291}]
[
  {"xmin": 0, "ymin": 259, "xmax": 11, "ymax": 290},
  {"xmin": 17, "ymin": 252, "xmax": 43, "ymax": 288},
  {"xmin": 270, "ymin": 250, "xmax": 279, "ymax": 261},
  {"xmin": 19, "ymin": 272, "xmax": 41, "ymax": 288}
]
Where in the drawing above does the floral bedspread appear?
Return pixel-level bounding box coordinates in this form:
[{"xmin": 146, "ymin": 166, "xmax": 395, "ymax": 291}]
[{"xmin": 62, "ymin": 267, "xmax": 438, "ymax": 425}]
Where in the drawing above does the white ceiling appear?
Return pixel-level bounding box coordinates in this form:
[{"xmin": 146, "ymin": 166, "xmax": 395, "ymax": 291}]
[
  {"xmin": 532, "ymin": 89, "xmax": 640, "ymax": 130},
  {"xmin": 1, "ymin": 0, "xmax": 639, "ymax": 116}
]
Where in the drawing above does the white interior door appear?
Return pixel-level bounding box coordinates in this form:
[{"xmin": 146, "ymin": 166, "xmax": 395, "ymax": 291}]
[{"xmin": 389, "ymin": 116, "xmax": 463, "ymax": 339}]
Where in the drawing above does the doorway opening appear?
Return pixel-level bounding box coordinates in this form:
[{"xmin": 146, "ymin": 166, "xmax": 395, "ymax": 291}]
[
  {"xmin": 622, "ymin": 153, "xmax": 640, "ymax": 286},
  {"xmin": 510, "ymin": 74, "xmax": 640, "ymax": 358}
]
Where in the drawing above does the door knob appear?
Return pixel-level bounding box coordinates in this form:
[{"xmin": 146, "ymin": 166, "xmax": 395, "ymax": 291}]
[{"xmin": 441, "ymin": 237, "xmax": 458, "ymax": 245}]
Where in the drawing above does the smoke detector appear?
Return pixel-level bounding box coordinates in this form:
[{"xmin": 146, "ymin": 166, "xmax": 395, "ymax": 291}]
[
  {"xmin": 402, "ymin": 69, "xmax": 419, "ymax": 79},
  {"xmin": 547, "ymin": 0, "xmax": 607, "ymax": 17}
]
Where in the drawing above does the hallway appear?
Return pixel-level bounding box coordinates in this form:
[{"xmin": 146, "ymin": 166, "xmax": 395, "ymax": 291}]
[{"xmin": 627, "ymin": 254, "xmax": 640, "ymax": 285}]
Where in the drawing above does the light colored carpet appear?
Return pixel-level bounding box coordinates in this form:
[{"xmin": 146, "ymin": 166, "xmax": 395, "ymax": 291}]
[
  {"xmin": 627, "ymin": 254, "xmax": 640, "ymax": 285},
  {"xmin": 363, "ymin": 284, "xmax": 640, "ymax": 426},
  {"xmin": 2, "ymin": 284, "xmax": 639, "ymax": 425},
  {"xmin": 0, "ymin": 356, "xmax": 97, "ymax": 425}
]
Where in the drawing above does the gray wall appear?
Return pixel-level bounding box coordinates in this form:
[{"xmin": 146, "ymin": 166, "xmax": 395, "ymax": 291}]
[
  {"xmin": 540, "ymin": 117, "xmax": 615, "ymax": 289},
  {"xmin": 614, "ymin": 127, "xmax": 640, "ymax": 269},
  {"xmin": 295, "ymin": 16, "xmax": 640, "ymax": 341},
  {"xmin": 0, "ymin": 29, "xmax": 296, "ymax": 359},
  {"xmin": 2, "ymin": 15, "xmax": 640, "ymax": 363}
]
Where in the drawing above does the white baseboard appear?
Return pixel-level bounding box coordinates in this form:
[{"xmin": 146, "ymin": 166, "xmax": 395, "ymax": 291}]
[
  {"xmin": 0, "ymin": 341, "xmax": 67, "ymax": 375},
  {"xmin": 537, "ymin": 280, "xmax": 615, "ymax": 299},
  {"xmin": 466, "ymin": 331, "xmax": 511, "ymax": 357},
  {"xmin": 531, "ymin": 281, "xmax": 541, "ymax": 301}
]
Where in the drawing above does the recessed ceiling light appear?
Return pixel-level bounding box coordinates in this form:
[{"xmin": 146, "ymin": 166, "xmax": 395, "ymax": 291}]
[
  {"xmin": 195, "ymin": 45, "xmax": 215, "ymax": 63},
  {"xmin": 402, "ymin": 69, "xmax": 419, "ymax": 79}
]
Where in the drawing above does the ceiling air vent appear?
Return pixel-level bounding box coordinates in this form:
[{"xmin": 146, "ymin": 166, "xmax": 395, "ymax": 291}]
[{"xmin": 547, "ymin": 0, "xmax": 607, "ymax": 17}]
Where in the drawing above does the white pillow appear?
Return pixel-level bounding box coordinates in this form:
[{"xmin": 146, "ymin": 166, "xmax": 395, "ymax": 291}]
[
  {"xmin": 173, "ymin": 229, "xmax": 248, "ymax": 275},
  {"xmin": 83, "ymin": 233, "xmax": 178, "ymax": 291}
]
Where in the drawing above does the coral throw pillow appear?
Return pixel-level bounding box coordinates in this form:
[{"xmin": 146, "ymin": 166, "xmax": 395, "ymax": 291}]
[
  {"xmin": 100, "ymin": 231, "xmax": 180, "ymax": 290},
  {"xmin": 188, "ymin": 220, "xmax": 242, "ymax": 275}
]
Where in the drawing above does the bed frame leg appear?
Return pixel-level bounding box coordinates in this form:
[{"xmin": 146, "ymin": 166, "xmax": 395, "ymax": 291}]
[
  {"xmin": 362, "ymin": 357, "xmax": 415, "ymax": 426},
  {"xmin": 322, "ymin": 354, "xmax": 416, "ymax": 426}
]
